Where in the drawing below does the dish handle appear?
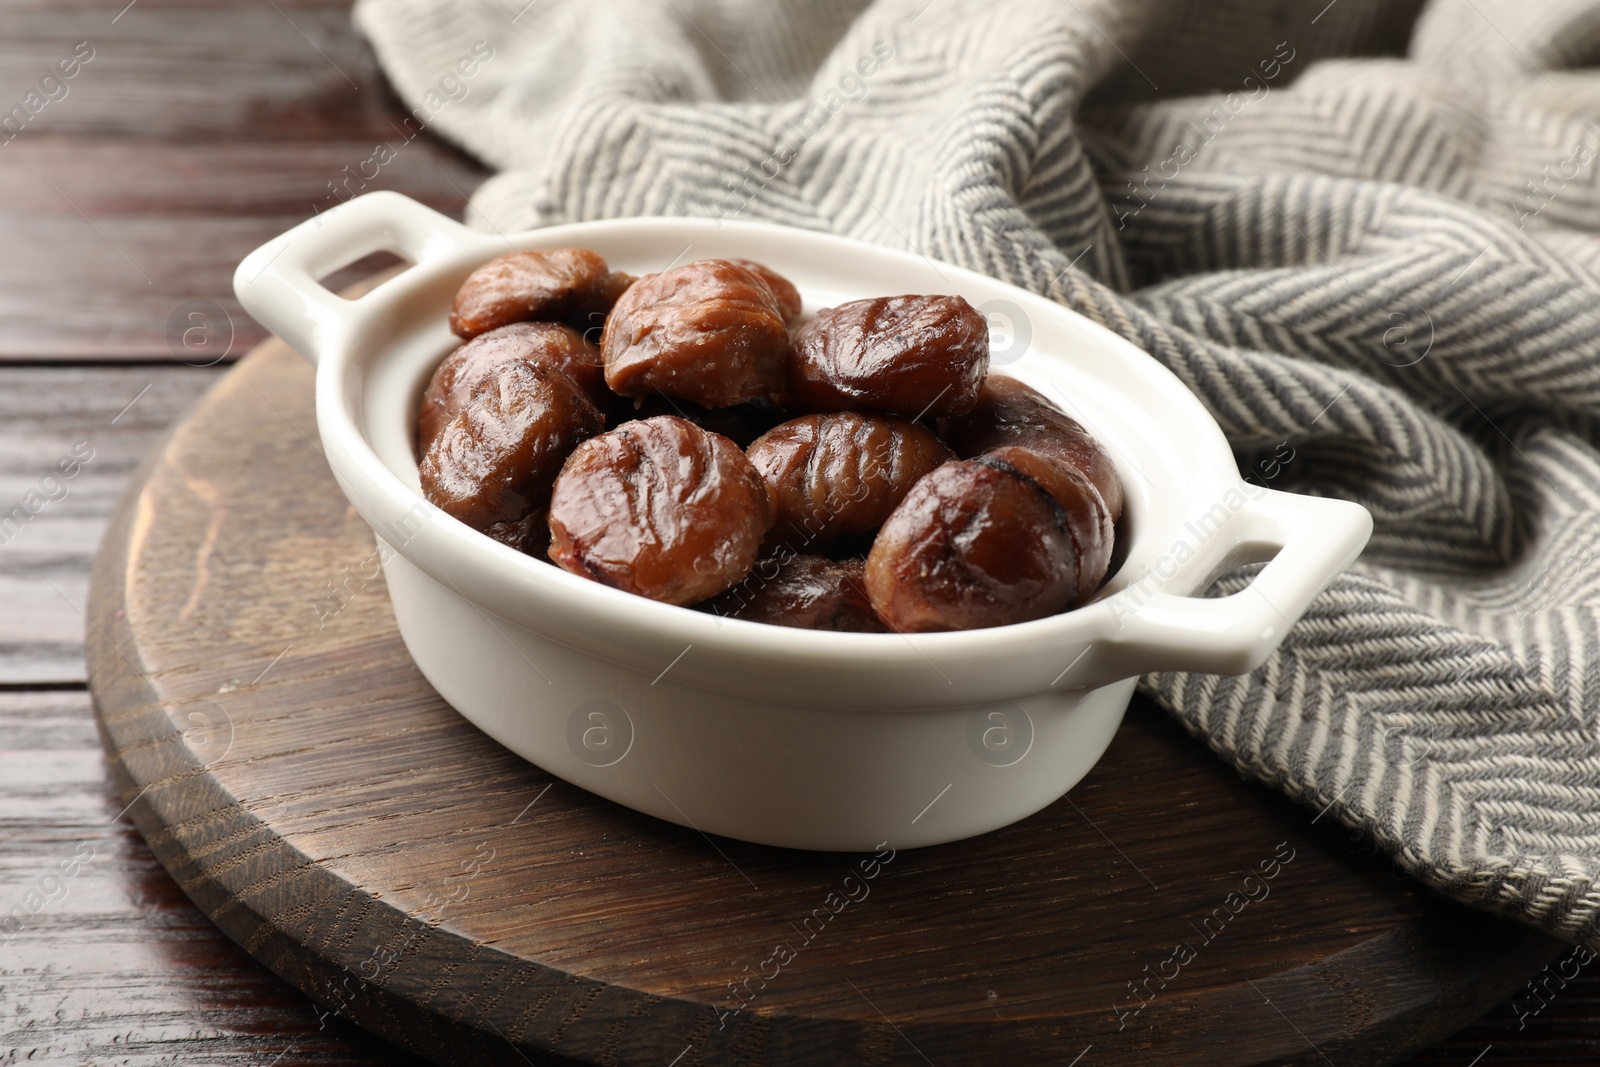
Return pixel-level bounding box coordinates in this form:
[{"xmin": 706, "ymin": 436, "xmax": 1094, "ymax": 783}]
[
  {"xmin": 1065, "ymin": 488, "xmax": 1373, "ymax": 689},
  {"xmin": 233, "ymin": 191, "xmax": 486, "ymax": 365}
]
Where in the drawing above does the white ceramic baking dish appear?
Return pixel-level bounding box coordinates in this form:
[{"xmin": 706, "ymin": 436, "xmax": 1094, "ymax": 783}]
[{"xmin": 234, "ymin": 191, "xmax": 1370, "ymax": 851}]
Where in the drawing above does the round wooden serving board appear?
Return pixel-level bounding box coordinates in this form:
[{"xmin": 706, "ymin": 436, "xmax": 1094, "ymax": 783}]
[{"xmin": 87, "ymin": 336, "xmax": 1564, "ymax": 1067}]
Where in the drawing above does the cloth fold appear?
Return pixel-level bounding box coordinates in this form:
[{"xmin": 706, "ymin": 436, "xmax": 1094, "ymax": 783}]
[{"xmin": 355, "ymin": 0, "xmax": 1600, "ymax": 944}]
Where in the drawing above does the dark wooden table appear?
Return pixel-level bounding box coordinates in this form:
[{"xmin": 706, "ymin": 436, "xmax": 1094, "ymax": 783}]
[{"xmin": 1, "ymin": 2, "xmax": 1595, "ymax": 1063}]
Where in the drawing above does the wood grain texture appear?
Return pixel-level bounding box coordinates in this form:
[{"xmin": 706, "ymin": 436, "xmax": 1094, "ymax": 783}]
[
  {"xmin": 80, "ymin": 336, "xmax": 1571, "ymax": 1066},
  {"xmin": 0, "ymin": 0, "xmax": 487, "ymax": 359},
  {"xmin": 2, "ymin": 1, "xmax": 400, "ymax": 142},
  {"xmin": 0, "ymin": 212, "xmax": 467, "ymax": 360},
  {"xmin": 0, "ymin": 690, "xmax": 425, "ymax": 1065},
  {"xmin": 0, "ymin": 367, "xmax": 222, "ymax": 684},
  {"xmin": 0, "ymin": 142, "xmax": 484, "ymax": 217}
]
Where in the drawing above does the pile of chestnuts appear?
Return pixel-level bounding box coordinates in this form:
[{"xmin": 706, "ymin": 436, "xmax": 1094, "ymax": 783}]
[{"xmin": 417, "ymin": 248, "xmax": 1122, "ymax": 633}]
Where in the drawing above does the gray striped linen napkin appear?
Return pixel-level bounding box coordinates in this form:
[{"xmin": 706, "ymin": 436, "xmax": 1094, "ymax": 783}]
[{"xmin": 353, "ymin": 0, "xmax": 1600, "ymax": 945}]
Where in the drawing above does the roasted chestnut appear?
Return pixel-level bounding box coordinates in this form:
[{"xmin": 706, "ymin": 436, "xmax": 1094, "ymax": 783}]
[
  {"xmin": 601, "ymin": 259, "xmax": 790, "ymax": 408},
  {"xmin": 420, "ymin": 361, "xmax": 605, "ymax": 540},
  {"xmin": 449, "ymin": 248, "xmax": 613, "ymax": 340},
  {"xmin": 748, "ymin": 412, "xmax": 952, "ymax": 554},
  {"xmin": 865, "ymin": 457, "xmax": 1079, "ymax": 632},
  {"xmin": 548, "ymin": 416, "xmax": 774, "ymax": 605},
  {"xmin": 788, "ymin": 295, "xmax": 989, "ymax": 418},
  {"xmin": 944, "ymin": 374, "xmax": 1124, "ymax": 522},
  {"xmin": 702, "ymin": 552, "xmax": 885, "ymax": 632},
  {"xmin": 418, "ymin": 322, "xmax": 606, "ymax": 451},
  {"xmin": 725, "ymin": 257, "xmax": 802, "ymax": 323}
]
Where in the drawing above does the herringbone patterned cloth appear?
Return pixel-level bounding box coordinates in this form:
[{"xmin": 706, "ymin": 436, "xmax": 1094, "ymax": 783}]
[{"xmin": 355, "ymin": 0, "xmax": 1600, "ymax": 944}]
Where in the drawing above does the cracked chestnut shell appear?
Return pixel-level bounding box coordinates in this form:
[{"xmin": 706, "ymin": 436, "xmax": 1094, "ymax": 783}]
[
  {"xmin": 449, "ymin": 248, "xmax": 612, "ymax": 340},
  {"xmin": 417, "ymin": 323, "xmax": 607, "ymax": 451},
  {"xmin": 548, "ymin": 416, "xmax": 774, "ymax": 605},
  {"xmin": 702, "ymin": 553, "xmax": 886, "ymax": 632},
  {"xmin": 943, "ymin": 374, "xmax": 1124, "ymax": 522},
  {"xmin": 788, "ymin": 295, "xmax": 989, "ymax": 418},
  {"xmin": 419, "ymin": 361, "xmax": 605, "ymax": 539},
  {"xmin": 601, "ymin": 260, "xmax": 790, "ymax": 408},
  {"xmin": 748, "ymin": 412, "xmax": 953, "ymax": 554},
  {"xmin": 865, "ymin": 457, "xmax": 1077, "ymax": 632}
]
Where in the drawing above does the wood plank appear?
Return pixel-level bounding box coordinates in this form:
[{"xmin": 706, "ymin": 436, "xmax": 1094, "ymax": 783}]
[
  {"xmin": 0, "ymin": 0, "xmax": 489, "ymax": 359},
  {"xmin": 0, "ymin": 689, "xmax": 423, "ymax": 1065},
  {"xmin": 0, "ymin": 203, "xmax": 481, "ymax": 359},
  {"xmin": 0, "ymin": 139, "xmax": 484, "ymax": 358},
  {"xmin": 0, "ymin": 141, "xmax": 484, "ymax": 217},
  {"xmin": 0, "ymin": 214, "xmax": 301, "ymax": 358},
  {"xmin": 0, "ymin": 2, "xmax": 405, "ymax": 142},
  {"xmin": 0, "ymin": 366, "xmax": 222, "ymax": 683}
]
